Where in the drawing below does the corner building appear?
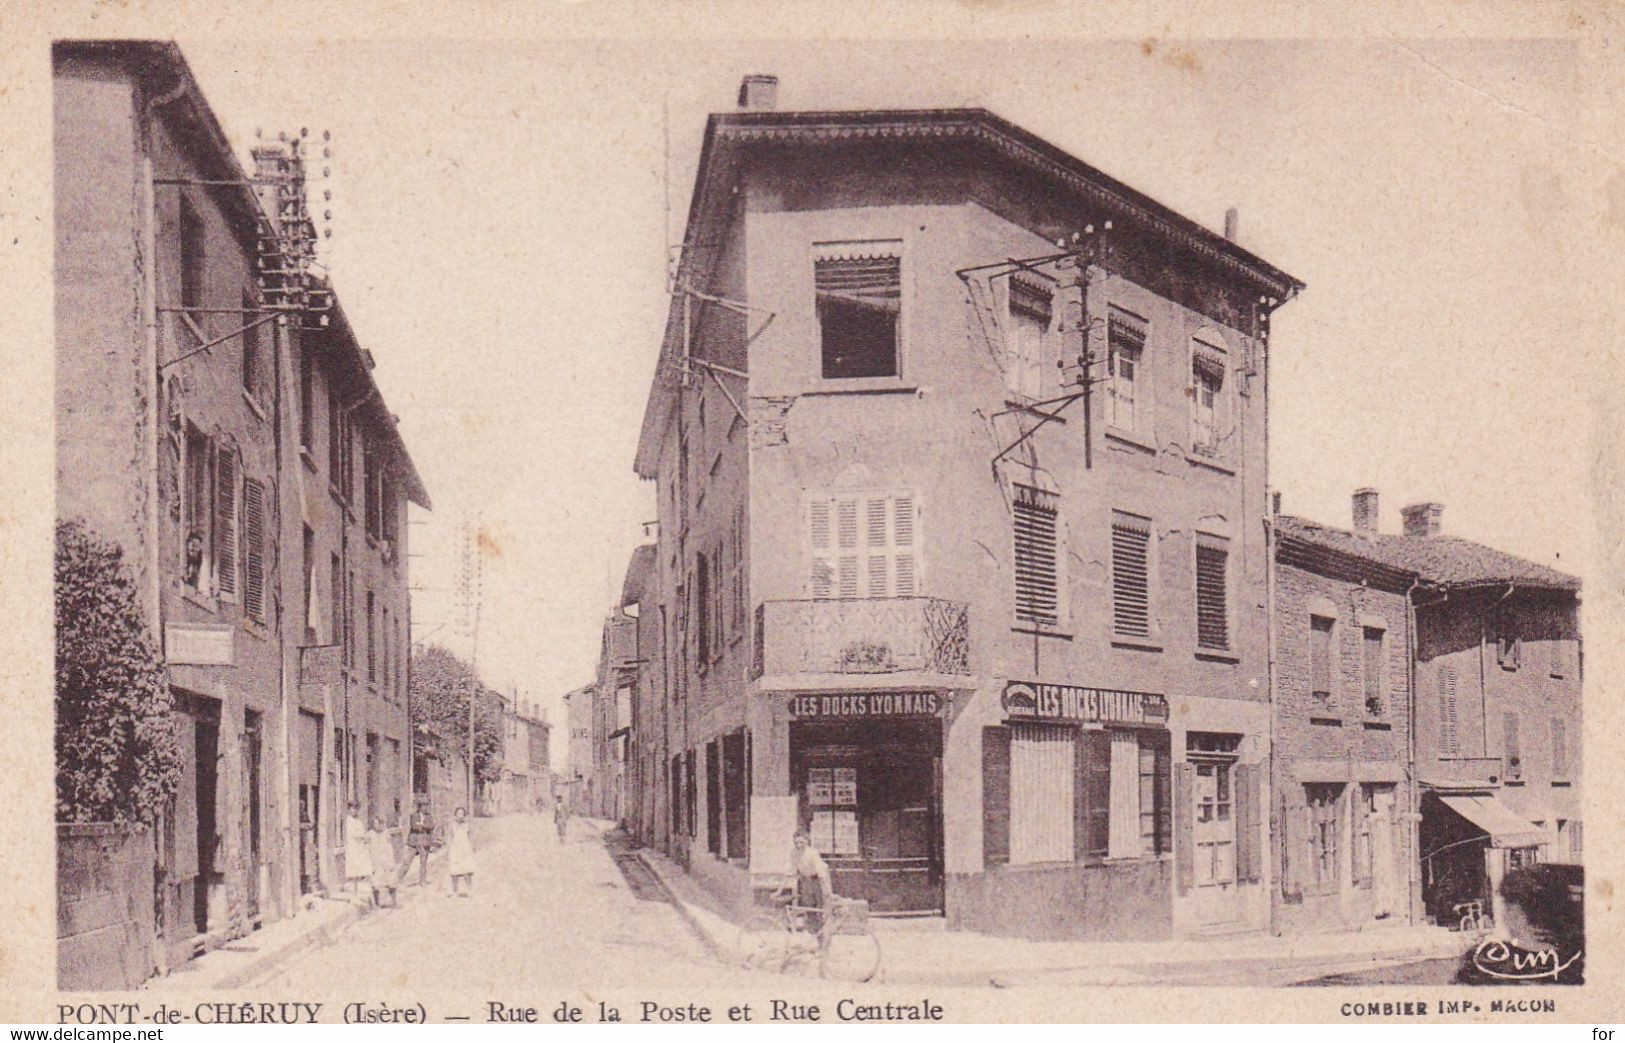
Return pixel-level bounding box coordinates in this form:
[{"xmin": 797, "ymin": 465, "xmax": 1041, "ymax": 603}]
[{"xmin": 633, "ymin": 82, "xmax": 1301, "ymax": 939}]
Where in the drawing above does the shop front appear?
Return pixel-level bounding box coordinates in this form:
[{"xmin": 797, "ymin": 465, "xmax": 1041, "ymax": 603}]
[
  {"xmin": 787, "ymin": 691, "xmax": 945, "ymax": 915},
  {"xmin": 1420, "ymin": 787, "xmax": 1549, "ymax": 931}
]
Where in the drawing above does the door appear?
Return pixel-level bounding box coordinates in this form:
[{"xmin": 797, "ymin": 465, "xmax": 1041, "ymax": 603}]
[
  {"xmin": 159, "ymin": 701, "xmax": 200, "ymax": 966},
  {"xmin": 1191, "ymin": 760, "xmax": 1239, "ymax": 925},
  {"xmin": 192, "ymin": 708, "xmax": 219, "ymax": 938}
]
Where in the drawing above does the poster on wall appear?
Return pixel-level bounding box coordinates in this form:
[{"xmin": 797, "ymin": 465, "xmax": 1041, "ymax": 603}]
[
  {"xmin": 832, "ymin": 766, "xmax": 858, "ymax": 806},
  {"xmin": 806, "ymin": 767, "xmax": 833, "ymax": 806},
  {"xmin": 832, "ymin": 809, "xmax": 861, "ymax": 855},
  {"xmin": 809, "ymin": 809, "xmax": 837, "ymax": 854}
]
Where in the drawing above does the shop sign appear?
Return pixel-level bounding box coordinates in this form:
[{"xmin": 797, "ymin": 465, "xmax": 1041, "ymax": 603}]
[
  {"xmin": 788, "ymin": 692, "xmax": 941, "ymax": 719},
  {"xmin": 1001, "ymin": 681, "xmax": 1168, "ymax": 725}
]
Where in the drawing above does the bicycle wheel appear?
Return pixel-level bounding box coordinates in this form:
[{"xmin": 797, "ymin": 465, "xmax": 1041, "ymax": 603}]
[
  {"xmin": 819, "ymin": 931, "xmax": 882, "ymax": 984},
  {"xmin": 734, "ymin": 925, "xmax": 782, "ymax": 971}
]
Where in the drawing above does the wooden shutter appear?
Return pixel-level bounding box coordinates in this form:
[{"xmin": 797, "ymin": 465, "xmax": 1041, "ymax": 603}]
[
  {"xmin": 1151, "ymin": 731, "xmax": 1173, "ymax": 856},
  {"xmin": 1083, "ymin": 729, "xmax": 1111, "ymax": 862},
  {"xmin": 242, "ymin": 477, "xmax": 266, "ymax": 621},
  {"xmin": 1014, "ymin": 486, "xmax": 1060, "ymax": 626},
  {"xmin": 893, "ymin": 494, "xmax": 917, "ymax": 595},
  {"xmin": 835, "ymin": 498, "xmax": 859, "ymax": 599},
  {"xmin": 1438, "ymin": 663, "xmax": 1459, "ymax": 756},
  {"xmin": 809, "ymin": 500, "xmax": 833, "ymax": 597},
  {"xmin": 1235, "ymin": 763, "xmax": 1261, "ymax": 883},
  {"xmin": 1072, "ymin": 729, "xmax": 1093, "ymax": 862},
  {"xmin": 982, "ymin": 726, "xmax": 1011, "ymax": 868},
  {"xmin": 214, "ymin": 446, "xmax": 237, "ymax": 598},
  {"xmin": 1194, "ymin": 536, "xmax": 1228, "ymax": 649},
  {"xmin": 1111, "ymin": 514, "xmax": 1151, "ymax": 637},
  {"xmin": 1174, "ymin": 762, "xmax": 1194, "ymax": 894}
]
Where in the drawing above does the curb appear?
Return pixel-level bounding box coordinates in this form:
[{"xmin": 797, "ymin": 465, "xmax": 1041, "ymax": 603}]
[
  {"xmin": 629, "ymin": 850, "xmax": 738, "ymax": 966},
  {"xmin": 215, "ymin": 902, "xmax": 365, "ymax": 989}
]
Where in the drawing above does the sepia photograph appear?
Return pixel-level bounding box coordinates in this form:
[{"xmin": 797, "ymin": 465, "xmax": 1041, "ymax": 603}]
[{"xmin": 4, "ymin": 1, "xmax": 1623, "ymax": 1029}]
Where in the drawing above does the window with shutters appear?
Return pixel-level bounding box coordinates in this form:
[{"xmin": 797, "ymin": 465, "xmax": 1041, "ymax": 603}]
[
  {"xmin": 1008, "ymin": 723, "xmax": 1074, "ymax": 864},
  {"xmin": 1438, "ymin": 662, "xmax": 1459, "ymax": 756},
  {"xmin": 1005, "ymin": 277, "xmax": 1053, "ymax": 401},
  {"xmin": 729, "ymin": 504, "xmax": 745, "ymax": 643},
  {"xmin": 808, "ymin": 492, "xmax": 918, "ymax": 600},
  {"xmin": 1362, "ymin": 627, "xmax": 1386, "ymax": 716},
  {"xmin": 1189, "ymin": 339, "xmax": 1227, "ymax": 457},
  {"xmin": 214, "ymin": 444, "xmax": 239, "ymax": 603},
  {"xmin": 695, "ymin": 551, "xmax": 711, "ymax": 666},
  {"xmin": 1503, "ymin": 712, "xmax": 1522, "ymax": 782},
  {"xmin": 241, "ymin": 477, "xmax": 266, "ymax": 623},
  {"xmin": 1305, "ymin": 783, "xmax": 1343, "ymax": 896},
  {"xmin": 1194, "ymin": 534, "xmax": 1229, "ymax": 651},
  {"xmin": 331, "ymin": 554, "xmax": 344, "ymax": 660},
  {"xmin": 815, "ymin": 248, "xmax": 901, "ymax": 379},
  {"xmin": 241, "ymin": 289, "xmax": 265, "ymax": 408},
  {"xmin": 183, "ymin": 424, "xmax": 214, "ymax": 592},
  {"xmin": 364, "ymin": 442, "xmax": 382, "ymax": 540},
  {"xmin": 1551, "ymin": 717, "xmax": 1568, "ymax": 780},
  {"xmin": 1106, "ymin": 306, "xmax": 1147, "ymax": 432},
  {"xmin": 1013, "ymin": 484, "xmax": 1061, "ymax": 627},
  {"xmin": 366, "ymin": 590, "xmax": 376, "ymax": 683},
  {"xmin": 1111, "ymin": 511, "xmax": 1153, "ymax": 639},
  {"xmin": 1310, "ymin": 616, "xmax": 1335, "ymax": 705}
]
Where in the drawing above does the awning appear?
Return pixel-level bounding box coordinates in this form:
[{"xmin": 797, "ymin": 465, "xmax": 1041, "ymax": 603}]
[{"xmin": 1438, "ymin": 794, "xmax": 1550, "ymax": 849}]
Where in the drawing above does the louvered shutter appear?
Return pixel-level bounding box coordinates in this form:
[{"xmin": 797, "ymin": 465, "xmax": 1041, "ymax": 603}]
[
  {"xmin": 242, "ymin": 478, "xmax": 265, "ymax": 621},
  {"xmin": 1438, "ymin": 663, "xmax": 1459, "ymax": 756},
  {"xmin": 815, "ymin": 256, "xmax": 901, "ymax": 313},
  {"xmin": 836, "ymin": 498, "xmax": 860, "ymax": 599},
  {"xmin": 1235, "ymin": 762, "xmax": 1261, "ymax": 883},
  {"xmin": 1112, "ymin": 514, "xmax": 1152, "ymax": 637},
  {"xmin": 1195, "ymin": 536, "xmax": 1229, "ymax": 649},
  {"xmin": 1014, "ymin": 485, "xmax": 1060, "ymax": 626},
  {"xmin": 215, "ymin": 446, "xmax": 237, "ymax": 598},
  {"xmin": 893, "ymin": 494, "xmax": 916, "ymax": 595},
  {"xmin": 982, "ymin": 726, "xmax": 1011, "ymax": 868},
  {"xmin": 809, "ymin": 500, "xmax": 833, "ymax": 598},
  {"xmin": 865, "ymin": 496, "xmax": 888, "ymax": 598},
  {"xmin": 1084, "ymin": 728, "xmax": 1111, "ymax": 862},
  {"xmin": 1174, "ymin": 762, "xmax": 1194, "ymax": 894}
]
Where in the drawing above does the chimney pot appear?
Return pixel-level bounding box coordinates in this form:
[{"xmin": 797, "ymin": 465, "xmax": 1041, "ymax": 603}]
[
  {"xmin": 738, "ymin": 74, "xmax": 779, "ymax": 111},
  {"xmin": 1401, "ymin": 502, "xmax": 1444, "ymax": 538},
  {"xmin": 1352, "ymin": 487, "xmax": 1379, "ymax": 534},
  {"xmin": 1223, "ymin": 207, "xmax": 1239, "ymax": 241}
]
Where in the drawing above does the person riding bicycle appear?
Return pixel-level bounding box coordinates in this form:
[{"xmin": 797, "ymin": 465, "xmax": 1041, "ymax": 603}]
[{"xmin": 775, "ymin": 830, "xmax": 834, "ymax": 950}]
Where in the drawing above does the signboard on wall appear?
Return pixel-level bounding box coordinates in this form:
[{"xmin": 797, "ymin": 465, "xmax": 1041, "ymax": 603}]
[
  {"xmin": 166, "ymin": 623, "xmax": 235, "ymax": 666},
  {"xmin": 748, "ymin": 795, "xmax": 799, "ymax": 883},
  {"xmin": 1000, "ymin": 681, "xmax": 1168, "ymax": 726},
  {"xmin": 788, "ymin": 692, "xmax": 941, "ymax": 719}
]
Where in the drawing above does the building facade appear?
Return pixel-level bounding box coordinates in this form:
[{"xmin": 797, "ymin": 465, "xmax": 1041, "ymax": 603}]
[
  {"xmin": 631, "ymin": 81, "xmax": 1301, "ymax": 938},
  {"xmin": 562, "ymin": 683, "xmax": 595, "ymax": 814},
  {"xmin": 54, "ymin": 41, "xmax": 426, "ymax": 980},
  {"xmin": 1272, "ymin": 495, "xmax": 1420, "ymax": 934},
  {"xmin": 619, "ymin": 545, "xmax": 668, "ymax": 850},
  {"xmin": 1273, "ymin": 494, "xmax": 1581, "ymax": 934}
]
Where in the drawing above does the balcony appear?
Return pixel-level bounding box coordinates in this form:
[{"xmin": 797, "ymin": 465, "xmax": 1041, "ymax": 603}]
[{"xmin": 751, "ymin": 597, "xmax": 971, "ymax": 691}]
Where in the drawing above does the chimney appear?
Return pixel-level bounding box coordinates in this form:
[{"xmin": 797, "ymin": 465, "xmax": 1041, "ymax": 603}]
[
  {"xmin": 738, "ymin": 74, "xmax": 779, "ymax": 111},
  {"xmin": 1352, "ymin": 488, "xmax": 1379, "ymax": 534},
  {"xmin": 1223, "ymin": 207, "xmax": 1239, "ymax": 241},
  {"xmin": 1401, "ymin": 502, "xmax": 1443, "ymax": 538}
]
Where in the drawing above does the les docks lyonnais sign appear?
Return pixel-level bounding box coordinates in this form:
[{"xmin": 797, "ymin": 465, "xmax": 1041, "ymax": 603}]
[
  {"xmin": 1001, "ymin": 681, "xmax": 1168, "ymax": 726},
  {"xmin": 789, "ymin": 692, "xmax": 943, "ymax": 719}
]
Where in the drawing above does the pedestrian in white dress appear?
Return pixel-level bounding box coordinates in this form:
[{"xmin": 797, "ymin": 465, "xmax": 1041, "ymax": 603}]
[
  {"xmin": 344, "ymin": 802, "xmax": 374, "ymax": 903},
  {"xmin": 447, "ymin": 806, "xmax": 476, "ymax": 897}
]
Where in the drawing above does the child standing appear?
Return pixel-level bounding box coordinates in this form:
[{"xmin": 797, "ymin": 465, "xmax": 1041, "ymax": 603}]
[
  {"xmin": 368, "ymin": 816, "xmax": 399, "ymax": 908},
  {"xmin": 343, "ymin": 801, "xmax": 374, "ymax": 904},
  {"xmin": 447, "ymin": 806, "xmax": 476, "ymax": 897}
]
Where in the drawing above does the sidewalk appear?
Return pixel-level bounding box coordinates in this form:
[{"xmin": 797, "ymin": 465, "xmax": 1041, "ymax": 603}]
[
  {"xmin": 144, "ymin": 816, "xmax": 505, "ymax": 991},
  {"xmin": 633, "ymin": 847, "xmax": 1469, "ymax": 987}
]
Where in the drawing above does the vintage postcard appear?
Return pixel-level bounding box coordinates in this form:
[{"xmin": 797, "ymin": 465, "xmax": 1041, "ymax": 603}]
[{"xmin": 2, "ymin": 0, "xmax": 1623, "ymax": 1029}]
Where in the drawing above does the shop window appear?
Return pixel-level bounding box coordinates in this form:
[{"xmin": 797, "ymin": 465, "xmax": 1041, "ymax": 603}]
[
  {"xmin": 1013, "ymin": 484, "xmax": 1061, "ymax": 627},
  {"xmin": 1105, "ymin": 306, "xmax": 1145, "ymax": 431},
  {"xmin": 241, "ymin": 477, "xmax": 266, "ymax": 623},
  {"xmin": 1503, "ymin": 712, "xmax": 1522, "ymax": 783},
  {"xmin": 1111, "ymin": 512, "xmax": 1152, "ymax": 638},
  {"xmin": 805, "ymin": 765, "xmax": 861, "ymax": 857},
  {"xmin": 1362, "ymin": 627, "xmax": 1386, "ymax": 716},
  {"xmin": 1190, "ymin": 340, "xmax": 1226, "ymax": 456},
  {"xmin": 1310, "ymin": 615, "xmax": 1335, "ymax": 704},
  {"xmin": 808, "ymin": 492, "xmax": 917, "ymax": 599},
  {"xmin": 816, "ymin": 253, "xmax": 901, "ymax": 379},
  {"xmin": 214, "ymin": 444, "xmax": 238, "ymax": 602},
  {"xmin": 1005, "ymin": 277, "xmax": 1053, "ymax": 401},
  {"xmin": 1305, "ymin": 783, "xmax": 1343, "ymax": 895},
  {"xmin": 1008, "ymin": 723, "xmax": 1074, "ymax": 864},
  {"xmin": 1194, "ymin": 534, "xmax": 1229, "ymax": 651}
]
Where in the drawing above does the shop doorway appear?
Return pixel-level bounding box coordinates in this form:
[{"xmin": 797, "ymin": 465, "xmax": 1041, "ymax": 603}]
[
  {"xmin": 1187, "ymin": 733, "xmax": 1240, "ymax": 928},
  {"xmin": 790, "ymin": 714, "xmax": 944, "ymax": 915},
  {"xmin": 296, "ymin": 710, "xmax": 323, "ymax": 896}
]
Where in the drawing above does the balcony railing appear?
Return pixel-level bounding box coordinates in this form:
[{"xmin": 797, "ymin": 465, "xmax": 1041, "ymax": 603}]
[{"xmin": 751, "ymin": 597, "xmax": 970, "ymax": 681}]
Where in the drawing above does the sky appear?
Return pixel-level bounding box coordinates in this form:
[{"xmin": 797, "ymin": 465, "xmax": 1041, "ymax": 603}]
[{"xmin": 172, "ymin": 36, "xmax": 1598, "ymax": 754}]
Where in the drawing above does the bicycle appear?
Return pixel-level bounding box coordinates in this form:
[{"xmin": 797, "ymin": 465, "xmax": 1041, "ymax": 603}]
[{"xmin": 735, "ymin": 894, "xmax": 883, "ymax": 983}]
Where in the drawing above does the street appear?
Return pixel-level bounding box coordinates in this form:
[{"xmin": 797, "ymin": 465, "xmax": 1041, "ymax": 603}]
[{"xmin": 251, "ymin": 815, "xmax": 750, "ymax": 992}]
